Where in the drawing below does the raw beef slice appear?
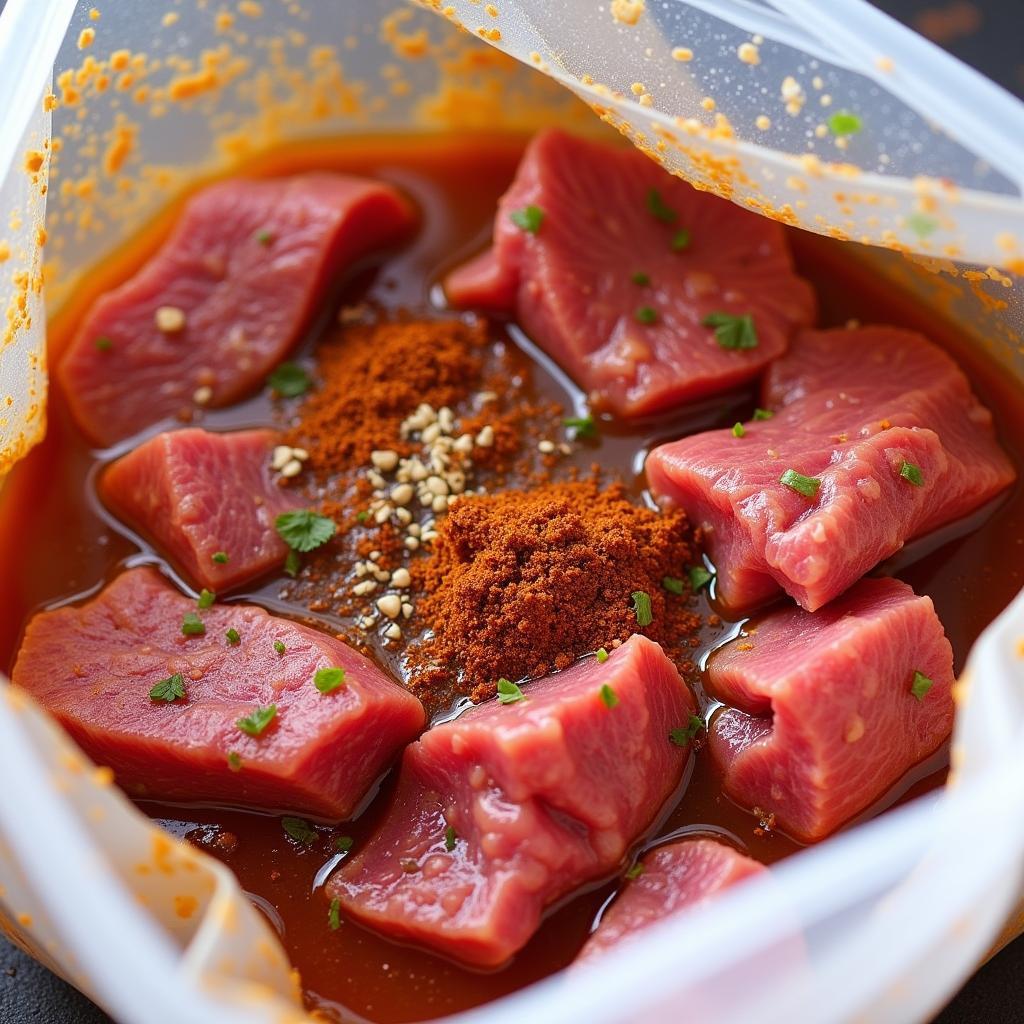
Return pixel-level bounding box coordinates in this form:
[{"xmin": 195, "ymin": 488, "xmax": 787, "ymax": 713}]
[
  {"xmin": 11, "ymin": 568, "xmax": 425, "ymax": 818},
  {"xmin": 327, "ymin": 635, "xmax": 696, "ymax": 966},
  {"xmin": 445, "ymin": 129, "xmax": 815, "ymax": 418},
  {"xmin": 647, "ymin": 326, "xmax": 1015, "ymax": 612},
  {"xmin": 706, "ymin": 576, "xmax": 954, "ymax": 842},
  {"xmin": 102, "ymin": 428, "xmax": 299, "ymax": 592},
  {"xmin": 576, "ymin": 838, "xmax": 766, "ymax": 962},
  {"xmin": 59, "ymin": 173, "xmax": 415, "ymax": 446}
]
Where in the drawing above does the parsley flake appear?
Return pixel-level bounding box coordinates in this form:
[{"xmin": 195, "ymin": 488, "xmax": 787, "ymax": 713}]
[
  {"xmin": 181, "ymin": 612, "xmax": 206, "ymax": 637},
  {"xmin": 284, "ymin": 549, "xmax": 301, "ymax": 577},
  {"xmin": 688, "ymin": 565, "xmax": 714, "ymax": 591},
  {"xmin": 273, "ymin": 640, "xmax": 286, "ymax": 655},
  {"xmin": 634, "ymin": 305, "xmax": 659, "ymax": 325},
  {"xmin": 596, "ymin": 647, "xmax": 609, "ymax": 663},
  {"xmin": 646, "ymin": 188, "xmax": 677, "ymax": 224},
  {"xmin": 225, "ymin": 628, "xmax": 241, "ymax": 646},
  {"xmin": 275, "ymin": 509, "xmax": 337, "ymax": 552},
  {"xmin": 753, "ymin": 408, "xmax": 774, "ymax": 421},
  {"xmin": 631, "ymin": 271, "xmax": 651, "ymax": 286},
  {"xmin": 899, "ymin": 460, "xmax": 924, "ymax": 487},
  {"xmin": 510, "ymin": 205, "xmax": 545, "ymax": 234},
  {"xmin": 703, "ymin": 311, "xmax": 758, "ymax": 350},
  {"xmin": 335, "ymin": 835, "xmax": 354, "ymax": 853},
  {"xmin": 670, "ymin": 228, "xmax": 691, "ymax": 251},
  {"xmin": 282, "ymin": 816, "xmax": 317, "ymax": 844},
  {"xmin": 328, "ymin": 897, "xmax": 341, "ymax": 931},
  {"xmin": 236, "ymin": 704, "xmax": 277, "ymax": 737},
  {"xmin": 149, "ymin": 673, "xmax": 186, "ymax": 703},
  {"xmin": 314, "ymin": 667, "xmax": 347, "ymax": 694},
  {"xmin": 631, "ymin": 590, "xmax": 653, "ymax": 627},
  {"xmin": 662, "ymin": 576, "xmax": 685, "ymax": 595},
  {"xmin": 197, "ymin": 588, "xmax": 215, "ymax": 609},
  {"xmin": 267, "ymin": 361, "xmax": 312, "ymax": 398},
  {"xmin": 910, "ymin": 670, "xmax": 934, "ymax": 702},
  {"xmin": 94, "ymin": 336, "xmax": 113, "ymax": 352},
  {"xmin": 444, "ymin": 825, "xmax": 457, "ymax": 852},
  {"xmin": 212, "ymin": 551, "xmax": 229, "ymax": 564},
  {"xmin": 356, "ymin": 511, "xmax": 370, "ymax": 524},
  {"xmin": 732, "ymin": 422, "xmax": 746, "ymax": 438},
  {"xmin": 564, "ymin": 414, "xmax": 598, "ymax": 439},
  {"xmin": 496, "ymin": 677, "xmax": 526, "ymax": 704},
  {"xmin": 827, "ymin": 110, "xmax": 863, "ymax": 136},
  {"xmin": 907, "ymin": 212, "xmax": 938, "ymax": 238},
  {"xmin": 255, "ymin": 228, "xmax": 274, "ymax": 246},
  {"xmin": 669, "ymin": 714, "xmax": 705, "ymax": 747},
  {"xmin": 600, "ymin": 683, "xmax": 619, "ymax": 709},
  {"xmin": 625, "ymin": 863, "xmax": 644, "ymax": 881},
  {"xmin": 780, "ymin": 469, "xmax": 821, "ymax": 499},
  {"xmin": 227, "ymin": 751, "xmax": 242, "ymax": 771}
]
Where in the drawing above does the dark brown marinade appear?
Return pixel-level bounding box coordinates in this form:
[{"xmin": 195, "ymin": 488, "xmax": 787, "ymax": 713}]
[{"xmin": 1, "ymin": 134, "xmax": 1022, "ymax": 1023}]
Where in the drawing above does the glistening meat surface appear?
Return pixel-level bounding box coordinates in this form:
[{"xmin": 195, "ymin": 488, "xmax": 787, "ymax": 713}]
[
  {"xmin": 647, "ymin": 326, "xmax": 1016, "ymax": 612},
  {"xmin": 327, "ymin": 635, "xmax": 696, "ymax": 966},
  {"xmin": 11, "ymin": 568, "xmax": 425, "ymax": 818}
]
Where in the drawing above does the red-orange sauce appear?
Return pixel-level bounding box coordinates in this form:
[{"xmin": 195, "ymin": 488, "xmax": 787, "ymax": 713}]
[{"xmin": 2, "ymin": 134, "xmax": 1023, "ymax": 1023}]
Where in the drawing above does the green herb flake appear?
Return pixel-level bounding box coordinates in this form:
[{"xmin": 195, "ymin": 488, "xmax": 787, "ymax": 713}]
[
  {"xmin": 899, "ymin": 460, "xmax": 924, "ymax": 487},
  {"xmin": 634, "ymin": 305, "xmax": 659, "ymax": 325},
  {"xmin": 149, "ymin": 673, "xmax": 186, "ymax": 703},
  {"xmin": 827, "ymin": 110, "xmax": 863, "ymax": 136},
  {"xmin": 703, "ymin": 311, "xmax": 758, "ymax": 350},
  {"xmin": 907, "ymin": 212, "xmax": 938, "ymax": 238},
  {"xmin": 732, "ymin": 422, "xmax": 746, "ymax": 438},
  {"xmin": 212, "ymin": 551, "xmax": 230, "ymax": 564},
  {"xmin": 600, "ymin": 683, "xmax": 619, "ymax": 709},
  {"xmin": 267, "ymin": 361, "xmax": 312, "ymax": 398},
  {"xmin": 328, "ymin": 897, "xmax": 341, "ymax": 931},
  {"xmin": 181, "ymin": 612, "xmax": 206, "ymax": 637},
  {"xmin": 355, "ymin": 511, "xmax": 370, "ymax": 524},
  {"xmin": 94, "ymin": 336, "xmax": 113, "ymax": 352},
  {"xmin": 646, "ymin": 188, "xmax": 678, "ymax": 224},
  {"xmin": 910, "ymin": 670, "xmax": 934, "ymax": 702},
  {"xmin": 444, "ymin": 825, "xmax": 457, "ymax": 852},
  {"xmin": 625, "ymin": 863, "xmax": 645, "ymax": 881},
  {"xmin": 255, "ymin": 228, "xmax": 274, "ymax": 246},
  {"xmin": 275, "ymin": 509, "xmax": 337, "ymax": 552},
  {"xmin": 631, "ymin": 590, "xmax": 653, "ymax": 627},
  {"xmin": 335, "ymin": 835, "xmax": 354, "ymax": 854},
  {"xmin": 631, "ymin": 271, "xmax": 651, "ymax": 286},
  {"xmin": 236, "ymin": 703, "xmax": 277, "ymax": 737},
  {"xmin": 284, "ymin": 549, "xmax": 301, "ymax": 578},
  {"xmin": 197, "ymin": 588, "xmax": 216, "ymax": 609},
  {"xmin": 670, "ymin": 228, "xmax": 691, "ymax": 252},
  {"xmin": 282, "ymin": 816, "xmax": 317, "ymax": 845},
  {"xmin": 314, "ymin": 666, "xmax": 347, "ymax": 695},
  {"xmin": 563, "ymin": 414, "xmax": 598, "ymax": 439},
  {"xmin": 688, "ymin": 565, "xmax": 714, "ymax": 591},
  {"xmin": 780, "ymin": 468, "xmax": 821, "ymax": 499},
  {"xmin": 227, "ymin": 751, "xmax": 243, "ymax": 772},
  {"xmin": 753, "ymin": 408, "xmax": 774, "ymax": 421},
  {"xmin": 496, "ymin": 677, "xmax": 526, "ymax": 705},
  {"xmin": 225, "ymin": 628, "xmax": 241, "ymax": 646},
  {"xmin": 509, "ymin": 204, "xmax": 545, "ymax": 234},
  {"xmin": 273, "ymin": 640, "xmax": 286, "ymax": 656},
  {"xmin": 669, "ymin": 714, "xmax": 705, "ymax": 748},
  {"xmin": 596, "ymin": 647, "xmax": 609, "ymax": 663},
  {"xmin": 662, "ymin": 576, "xmax": 685, "ymax": 596}
]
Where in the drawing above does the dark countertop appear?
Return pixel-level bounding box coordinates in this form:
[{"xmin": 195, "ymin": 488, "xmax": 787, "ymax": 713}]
[{"xmin": 2, "ymin": 1, "xmax": 1023, "ymax": 1022}]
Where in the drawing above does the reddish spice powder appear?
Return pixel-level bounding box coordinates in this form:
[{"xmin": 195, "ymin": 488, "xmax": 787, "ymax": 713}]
[{"xmin": 407, "ymin": 481, "xmax": 702, "ymax": 703}]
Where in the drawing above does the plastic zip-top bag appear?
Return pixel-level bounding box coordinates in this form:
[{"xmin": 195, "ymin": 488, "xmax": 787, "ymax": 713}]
[{"xmin": 1, "ymin": 2, "xmax": 1024, "ymax": 1022}]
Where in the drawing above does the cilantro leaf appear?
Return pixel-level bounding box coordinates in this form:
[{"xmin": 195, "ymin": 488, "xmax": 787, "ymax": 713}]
[
  {"xmin": 780, "ymin": 468, "xmax": 821, "ymax": 499},
  {"xmin": 596, "ymin": 647, "xmax": 609, "ymax": 663},
  {"xmin": 149, "ymin": 673, "xmax": 186, "ymax": 703},
  {"xmin": 662, "ymin": 576, "xmax": 685, "ymax": 595},
  {"xmin": 702, "ymin": 311, "xmax": 758, "ymax": 350},
  {"xmin": 899, "ymin": 460, "xmax": 924, "ymax": 487},
  {"xmin": 600, "ymin": 683, "xmax": 619, "ymax": 709},
  {"xmin": 197, "ymin": 588, "xmax": 216, "ymax": 609},
  {"xmin": 688, "ymin": 565, "xmax": 714, "ymax": 591},
  {"xmin": 646, "ymin": 188, "xmax": 677, "ymax": 224},
  {"xmin": 669, "ymin": 714, "xmax": 705, "ymax": 747},
  {"xmin": 267, "ymin": 362, "xmax": 312, "ymax": 398},
  {"xmin": 563, "ymin": 414, "xmax": 598, "ymax": 439},
  {"xmin": 328, "ymin": 897, "xmax": 341, "ymax": 931},
  {"xmin": 275, "ymin": 509, "xmax": 337, "ymax": 552},
  {"xmin": 496, "ymin": 678, "xmax": 526, "ymax": 705},
  {"xmin": 827, "ymin": 110, "xmax": 862, "ymax": 136},
  {"xmin": 181, "ymin": 612, "xmax": 206, "ymax": 637},
  {"xmin": 282, "ymin": 816, "xmax": 317, "ymax": 844},
  {"xmin": 625, "ymin": 863, "xmax": 644, "ymax": 880},
  {"xmin": 911, "ymin": 670, "xmax": 934, "ymax": 701},
  {"xmin": 444, "ymin": 825, "xmax": 457, "ymax": 852},
  {"xmin": 335, "ymin": 835, "xmax": 354, "ymax": 853},
  {"xmin": 314, "ymin": 667, "xmax": 347, "ymax": 694},
  {"xmin": 236, "ymin": 704, "xmax": 277, "ymax": 737},
  {"xmin": 631, "ymin": 590, "xmax": 653, "ymax": 627},
  {"xmin": 510, "ymin": 205, "xmax": 545, "ymax": 234}
]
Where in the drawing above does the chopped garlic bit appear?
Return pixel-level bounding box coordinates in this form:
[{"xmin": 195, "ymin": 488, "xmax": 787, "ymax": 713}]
[
  {"xmin": 154, "ymin": 305, "xmax": 186, "ymax": 333},
  {"xmin": 737, "ymin": 42, "xmax": 760, "ymax": 66},
  {"xmin": 610, "ymin": 0, "xmax": 645, "ymax": 26}
]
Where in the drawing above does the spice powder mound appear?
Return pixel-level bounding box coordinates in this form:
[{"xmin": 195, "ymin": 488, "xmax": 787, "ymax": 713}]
[{"xmin": 407, "ymin": 480, "xmax": 702, "ymax": 703}]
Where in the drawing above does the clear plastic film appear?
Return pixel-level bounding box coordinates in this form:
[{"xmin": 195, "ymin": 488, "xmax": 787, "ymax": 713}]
[{"xmin": 1, "ymin": 2, "xmax": 1024, "ymax": 1023}]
